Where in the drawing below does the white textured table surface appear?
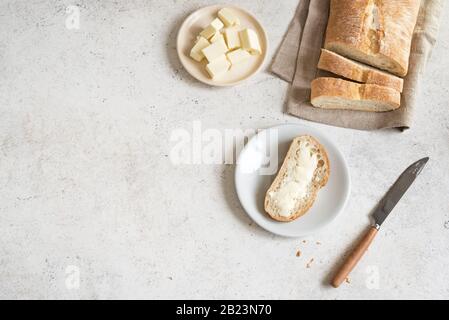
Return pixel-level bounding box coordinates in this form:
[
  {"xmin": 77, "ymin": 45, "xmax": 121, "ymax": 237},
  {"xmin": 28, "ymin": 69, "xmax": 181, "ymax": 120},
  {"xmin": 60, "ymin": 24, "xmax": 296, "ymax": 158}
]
[{"xmin": 1, "ymin": 0, "xmax": 448, "ymax": 300}]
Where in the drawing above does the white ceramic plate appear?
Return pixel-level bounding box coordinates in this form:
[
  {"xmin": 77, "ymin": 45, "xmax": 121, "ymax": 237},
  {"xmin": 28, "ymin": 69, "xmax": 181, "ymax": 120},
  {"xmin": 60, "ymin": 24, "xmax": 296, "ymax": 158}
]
[
  {"xmin": 235, "ymin": 124, "xmax": 351, "ymax": 237},
  {"xmin": 177, "ymin": 5, "xmax": 268, "ymax": 86}
]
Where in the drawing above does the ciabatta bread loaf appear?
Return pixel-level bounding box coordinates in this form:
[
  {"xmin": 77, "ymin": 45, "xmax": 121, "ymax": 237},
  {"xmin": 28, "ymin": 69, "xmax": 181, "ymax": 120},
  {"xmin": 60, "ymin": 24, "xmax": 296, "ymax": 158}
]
[
  {"xmin": 311, "ymin": 77, "xmax": 401, "ymax": 112},
  {"xmin": 265, "ymin": 136, "xmax": 330, "ymax": 222},
  {"xmin": 324, "ymin": 0, "xmax": 421, "ymax": 77},
  {"xmin": 318, "ymin": 49, "xmax": 404, "ymax": 93}
]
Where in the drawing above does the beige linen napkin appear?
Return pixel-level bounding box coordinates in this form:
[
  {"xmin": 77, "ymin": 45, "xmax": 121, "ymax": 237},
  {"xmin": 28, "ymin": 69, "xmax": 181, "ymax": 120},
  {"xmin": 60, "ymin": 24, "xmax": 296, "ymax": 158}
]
[{"xmin": 271, "ymin": 0, "xmax": 444, "ymax": 130}]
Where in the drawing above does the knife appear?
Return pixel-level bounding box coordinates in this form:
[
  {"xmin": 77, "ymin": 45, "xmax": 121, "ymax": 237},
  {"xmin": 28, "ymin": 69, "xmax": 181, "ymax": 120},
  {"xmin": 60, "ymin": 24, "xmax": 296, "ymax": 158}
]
[{"xmin": 331, "ymin": 157, "xmax": 429, "ymax": 288}]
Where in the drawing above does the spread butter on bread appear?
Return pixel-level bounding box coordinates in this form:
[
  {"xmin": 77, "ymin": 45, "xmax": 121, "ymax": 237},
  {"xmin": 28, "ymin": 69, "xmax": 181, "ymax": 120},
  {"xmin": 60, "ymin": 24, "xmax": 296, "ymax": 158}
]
[{"xmin": 264, "ymin": 136, "xmax": 330, "ymax": 222}]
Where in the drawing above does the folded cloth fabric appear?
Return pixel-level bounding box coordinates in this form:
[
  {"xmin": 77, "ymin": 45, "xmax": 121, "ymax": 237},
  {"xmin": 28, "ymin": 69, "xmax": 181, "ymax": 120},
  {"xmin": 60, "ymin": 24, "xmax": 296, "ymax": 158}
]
[{"xmin": 271, "ymin": 0, "xmax": 444, "ymax": 130}]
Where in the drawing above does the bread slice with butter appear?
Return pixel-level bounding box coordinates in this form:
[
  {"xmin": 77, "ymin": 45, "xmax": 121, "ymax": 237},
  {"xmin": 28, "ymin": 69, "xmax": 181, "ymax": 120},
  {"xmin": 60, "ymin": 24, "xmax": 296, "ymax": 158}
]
[{"xmin": 265, "ymin": 136, "xmax": 330, "ymax": 222}]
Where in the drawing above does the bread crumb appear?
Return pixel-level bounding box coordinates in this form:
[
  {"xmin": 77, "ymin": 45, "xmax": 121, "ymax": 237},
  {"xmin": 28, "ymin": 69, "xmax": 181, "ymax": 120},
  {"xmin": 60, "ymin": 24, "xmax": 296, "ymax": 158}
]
[
  {"xmin": 296, "ymin": 250, "xmax": 301, "ymax": 257},
  {"xmin": 345, "ymin": 277, "xmax": 350, "ymax": 284},
  {"xmin": 306, "ymin": 258, "xmax": 314, "ymax": 268}
]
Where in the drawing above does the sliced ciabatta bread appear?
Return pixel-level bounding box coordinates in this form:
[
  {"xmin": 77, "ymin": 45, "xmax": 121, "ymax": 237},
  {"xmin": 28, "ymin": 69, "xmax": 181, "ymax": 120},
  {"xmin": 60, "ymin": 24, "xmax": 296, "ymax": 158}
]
[
  {"xmin": 324, "ymin": 0, "xmax": 421, "ymax": 77},
  {"xmin": 311, "ymin": 77, "xmax": 401, "ymax": 112},
  {"xmin": 265, "ymin": 136, "xmax": 330, "ymax": 222},
  {"xmin": 318, "ymin": 49, "xmax": 404, "ymax": 93}
]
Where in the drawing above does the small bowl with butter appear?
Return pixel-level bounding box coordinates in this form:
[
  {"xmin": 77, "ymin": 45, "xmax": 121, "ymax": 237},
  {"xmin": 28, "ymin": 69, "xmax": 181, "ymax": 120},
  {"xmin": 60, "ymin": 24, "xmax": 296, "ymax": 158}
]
[{"xmin": 177, "ymin": 5, "xmax": 268, "ymax": 86}]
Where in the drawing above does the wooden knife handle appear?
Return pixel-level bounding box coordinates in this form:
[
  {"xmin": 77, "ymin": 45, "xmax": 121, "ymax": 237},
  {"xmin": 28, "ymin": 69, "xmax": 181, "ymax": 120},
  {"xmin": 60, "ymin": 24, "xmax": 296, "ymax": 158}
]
[{"xmin": 331, "ymin": 226, "xmax": 379, "ymax": 288}]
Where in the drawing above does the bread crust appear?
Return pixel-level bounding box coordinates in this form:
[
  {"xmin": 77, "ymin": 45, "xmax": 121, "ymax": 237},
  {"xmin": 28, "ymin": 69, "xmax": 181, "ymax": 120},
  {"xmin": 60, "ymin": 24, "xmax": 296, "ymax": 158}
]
[
  {"xmin": 318, "ymin": 49, "xmax": 404, "ymax": 92},
  {"xmin": 311, "ymin": 77, "xmax": 401, "ymax": 112},
  {"xmin": 264, "ymin": 135, "xmax": 330, "ymax": 222},
  {"xmin": 324, "ymin": 0, "xmax": 421, "ymax": 77}
]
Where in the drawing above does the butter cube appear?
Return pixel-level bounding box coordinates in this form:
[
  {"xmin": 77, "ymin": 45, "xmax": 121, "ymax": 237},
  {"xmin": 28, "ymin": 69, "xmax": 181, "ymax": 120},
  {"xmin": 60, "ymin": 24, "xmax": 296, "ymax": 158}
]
[
  {"xmin": 218, "ymin": 8, "xmax": 240, "ymax": 27},
  {"xmin": 190, "ymin": 37, "xmax": 210, "ymax": 62},
  {"xmin": 210, "ymin": 18, "xmax": 224, "ymax": 30},
  {"xmin": 206, "ymin": 55, "xmax": 231, "ymax": 79},
  {"xmin": 210, "ymin": 32, "xmax": 224, "ymax": 43},
  {"xmin": 223, "ymin": 27, "xmax": 241, "ymax": 50},
  {"xmin": 239, "ymin": 28, "xmax": 261, "ymax": 55},
  {"xmin": 226, "ymin": 48, "xmax": 251, "ymax": 65},
  {"xmin": 200, "ymin": 25, "xmax": 217, "ymax": 40},
  {"xmin": 201, "ymin": 37, "xmax": 228, "ymax": 62},
  {"xmin": 199, "ymin": 18, "xmax": 224, "ymax": 39}
]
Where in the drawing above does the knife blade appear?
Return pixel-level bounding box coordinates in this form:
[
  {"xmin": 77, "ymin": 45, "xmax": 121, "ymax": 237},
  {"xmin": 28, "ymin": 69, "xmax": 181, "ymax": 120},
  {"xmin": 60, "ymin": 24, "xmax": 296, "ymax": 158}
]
[
  {"xmin": 331, "ymin": 157, "xmax": 429, "ymax": 288},
  {"xmin": 372, "ymin": 157, "xmax": 429, "ymax": 228}
]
